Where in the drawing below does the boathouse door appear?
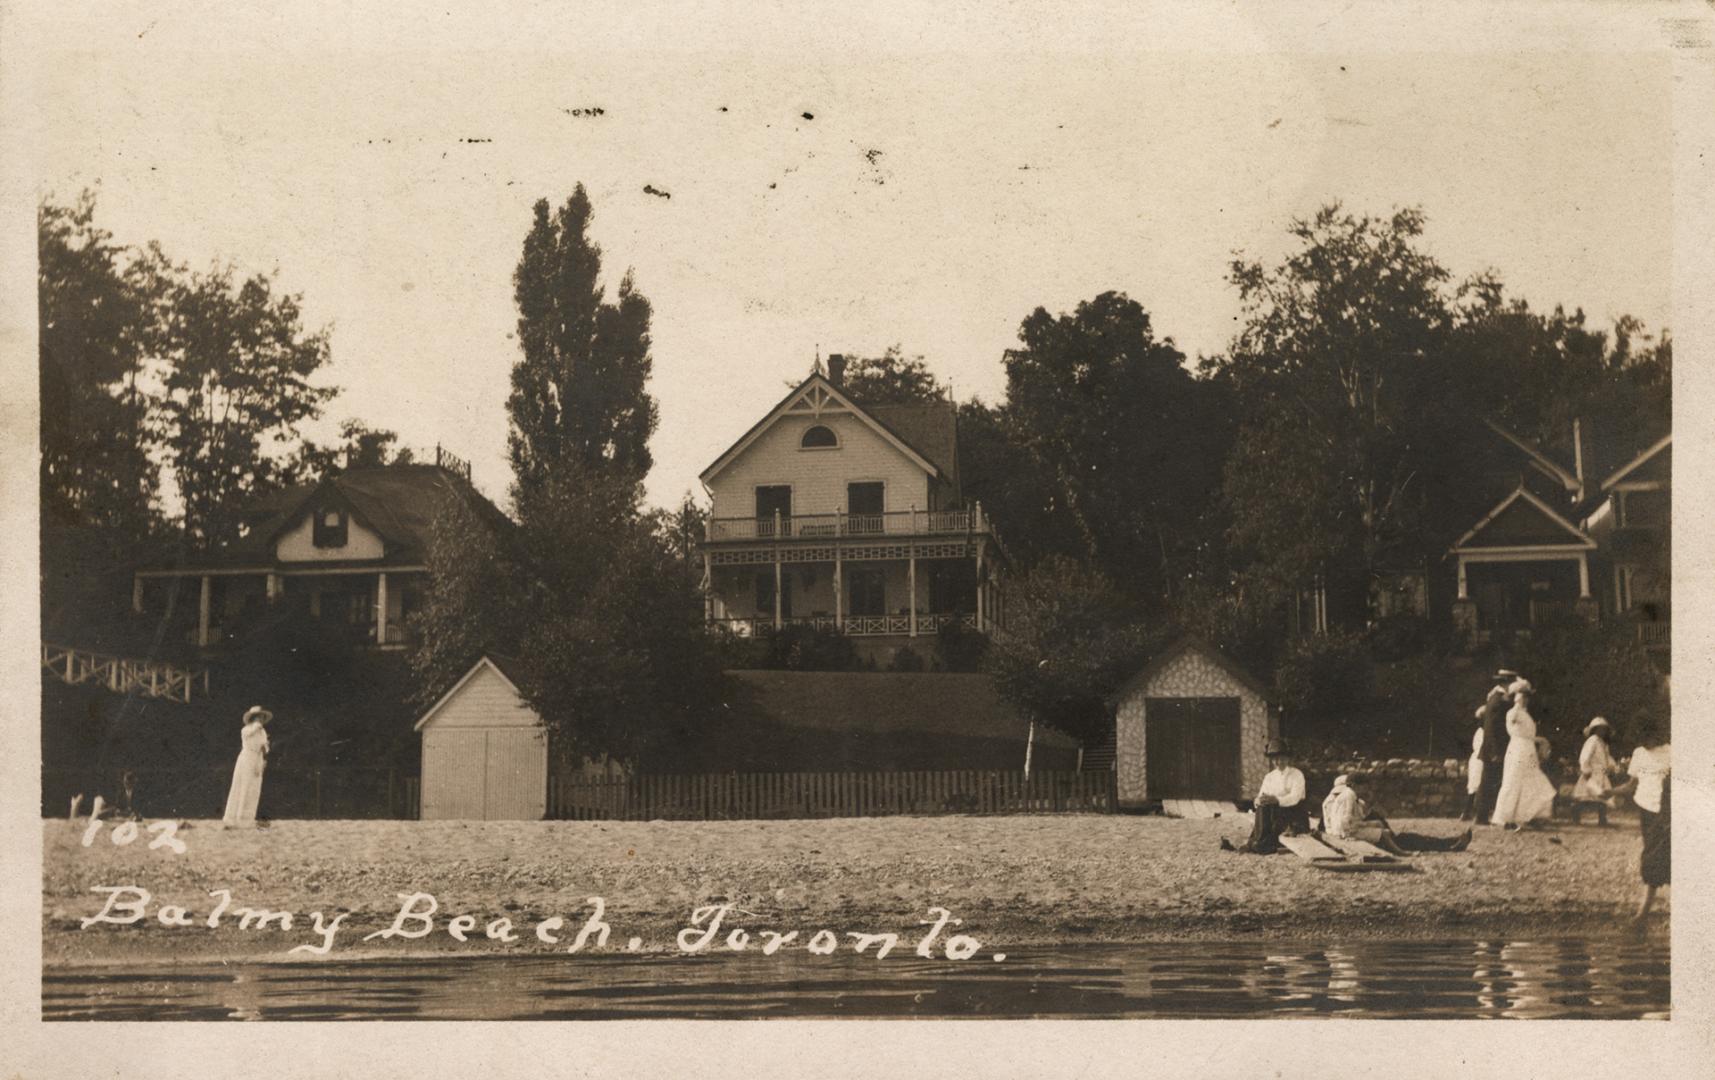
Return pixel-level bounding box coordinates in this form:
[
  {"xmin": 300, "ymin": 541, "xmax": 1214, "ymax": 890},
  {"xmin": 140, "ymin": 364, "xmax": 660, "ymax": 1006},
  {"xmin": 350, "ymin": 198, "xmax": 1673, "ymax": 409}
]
[{"xmin": 1144, "ymin": 697, "xmax": 1241, "ymax": 801}]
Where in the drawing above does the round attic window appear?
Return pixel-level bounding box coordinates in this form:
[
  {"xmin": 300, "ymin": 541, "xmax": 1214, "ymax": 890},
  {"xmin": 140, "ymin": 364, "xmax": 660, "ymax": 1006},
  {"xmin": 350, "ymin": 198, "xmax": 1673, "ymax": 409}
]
[{"xmin": 801, "ymin": 424, "xmax": 838, "ymax": 449}]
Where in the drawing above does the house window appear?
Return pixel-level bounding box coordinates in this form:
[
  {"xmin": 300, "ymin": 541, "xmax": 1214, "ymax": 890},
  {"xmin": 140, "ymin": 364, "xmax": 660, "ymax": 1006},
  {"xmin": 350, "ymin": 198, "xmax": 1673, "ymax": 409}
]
[
  {"xmin": 312, "ymin": 507, "xmax": 348, "ymax": 548},
  {"xmin": 801, "ymin": 424, "xmax": 838, "ymax": 449},
  {"xmin": 847, "ymin": 482, "xmax": 884, "ymax": 534},
  {"xmin": 755, "ymin": 486, "xmax": 792, "ymax": 536},
  {"xmin": 848, "ymin": 568, "xmax": 885, "ymax": 617},
  {"xmin": 755, "ymin": 570, "xmax": 793, "ymax": 618}
]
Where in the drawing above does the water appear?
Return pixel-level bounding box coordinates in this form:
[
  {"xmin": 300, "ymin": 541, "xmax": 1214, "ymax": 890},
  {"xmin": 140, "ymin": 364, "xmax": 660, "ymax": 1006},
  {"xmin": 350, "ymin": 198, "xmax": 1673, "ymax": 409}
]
[{"xmin": 42, "ymin": 939, "xmax": 1668, "ymax": 1020}]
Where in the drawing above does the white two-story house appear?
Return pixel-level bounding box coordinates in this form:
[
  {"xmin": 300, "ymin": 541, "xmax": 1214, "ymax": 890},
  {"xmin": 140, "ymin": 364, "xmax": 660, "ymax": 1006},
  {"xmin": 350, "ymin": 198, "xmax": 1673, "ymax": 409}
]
[{"xmin": 698, "ymin": 357, "xmax": 1003, "ymax": 661}]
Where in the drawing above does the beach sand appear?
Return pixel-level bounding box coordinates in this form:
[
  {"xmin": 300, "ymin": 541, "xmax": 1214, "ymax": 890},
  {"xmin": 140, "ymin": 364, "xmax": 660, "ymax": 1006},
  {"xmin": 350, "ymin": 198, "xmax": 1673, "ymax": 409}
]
[{"xmin": 42, "ymin": 813, "xmax": 1664, "ymax": 965}]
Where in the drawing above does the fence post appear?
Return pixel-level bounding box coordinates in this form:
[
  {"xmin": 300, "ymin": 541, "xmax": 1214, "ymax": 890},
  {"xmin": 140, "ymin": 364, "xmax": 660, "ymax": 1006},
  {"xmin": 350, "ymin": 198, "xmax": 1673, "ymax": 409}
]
[{"xmin": 314, "ymin": 768, "xmax": 323, "ymax": 818}]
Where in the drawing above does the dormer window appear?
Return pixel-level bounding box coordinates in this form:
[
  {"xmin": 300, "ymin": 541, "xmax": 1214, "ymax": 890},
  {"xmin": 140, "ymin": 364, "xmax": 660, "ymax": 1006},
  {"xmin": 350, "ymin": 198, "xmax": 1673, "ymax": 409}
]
[
  {"xmin": 801, "ymin": 424, "xmax": 838, "ymax": 449},
  {"xmin": 312, "ymin": 507, "xmax": 348, "ymax": 548}
]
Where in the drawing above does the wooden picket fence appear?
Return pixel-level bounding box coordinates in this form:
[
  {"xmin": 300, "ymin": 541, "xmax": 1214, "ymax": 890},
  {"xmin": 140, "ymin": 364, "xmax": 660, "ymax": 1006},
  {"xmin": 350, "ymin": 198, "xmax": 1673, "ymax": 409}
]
[{"xmin": 546, "ymin": 768, "xmax": 1116, "ymax": 821}]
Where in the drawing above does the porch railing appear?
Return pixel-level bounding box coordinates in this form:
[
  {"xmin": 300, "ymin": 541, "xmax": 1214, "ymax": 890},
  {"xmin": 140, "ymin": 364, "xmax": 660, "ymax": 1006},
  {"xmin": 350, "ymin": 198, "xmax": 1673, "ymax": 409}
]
[
  {"xmin": 42, "ymin": 643, "xmax": 210, "ymax": 704},
  {"xmin": 1637, "ymin": 622, "xmax": 1670, "ymax": 648},
  {"xmin": 707, "ymin": 507, "xmax": 984, "ymax": 542},
  {"xmin": 711, "ymin": 613, "xmax": 977, "ymax": 637}
]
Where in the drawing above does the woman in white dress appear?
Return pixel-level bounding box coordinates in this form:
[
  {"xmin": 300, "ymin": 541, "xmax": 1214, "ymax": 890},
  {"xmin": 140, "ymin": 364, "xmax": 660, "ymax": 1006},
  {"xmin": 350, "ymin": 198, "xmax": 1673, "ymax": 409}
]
[
  {"xmin": 1491, "ymin": 679, "xmax": 1557, "ymax": 829},
  {"xmin": 222, "ymin": 705, "xmax": 272, "ymax": 828},
  {"xmin": 1571, "ymin": 717, "xmax": 1616, "ymax": 825},
  {"xmin": 1460, "ymin": 720, "xmax": 1485, "ymax": 821}
]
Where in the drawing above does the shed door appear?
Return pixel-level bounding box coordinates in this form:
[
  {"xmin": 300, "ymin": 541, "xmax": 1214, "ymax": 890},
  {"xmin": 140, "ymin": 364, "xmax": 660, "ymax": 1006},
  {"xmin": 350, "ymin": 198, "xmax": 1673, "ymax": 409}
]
[
  {"xmin": 1145, "ymin": 697, "xmax": 1241, "ymax": 800},
  {"xmin": 484, "ymin": 727, "xmax": 548, "ymax": 820},
  {"xmin": 422, "ymin": 728, "xmax": 488, "ymax": 820}
]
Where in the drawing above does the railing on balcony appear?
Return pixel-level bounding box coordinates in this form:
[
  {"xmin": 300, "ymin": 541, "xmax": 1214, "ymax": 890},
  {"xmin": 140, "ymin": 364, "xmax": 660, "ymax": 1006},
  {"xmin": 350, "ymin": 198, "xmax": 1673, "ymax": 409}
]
[
  {"xmin": 707, "ymin": 507, "xmax": 985, "ymax": 542},
  {"xmin": 42, "ymin": 643, "xmax": 210, "ymax": 704},
  {"xmin": 1636, "ymin": 622, "xmax": 1670, "ymax": 649},
  {"xmin": 711, "ymin": 613, "xmax": 978, "ymax": 638}
]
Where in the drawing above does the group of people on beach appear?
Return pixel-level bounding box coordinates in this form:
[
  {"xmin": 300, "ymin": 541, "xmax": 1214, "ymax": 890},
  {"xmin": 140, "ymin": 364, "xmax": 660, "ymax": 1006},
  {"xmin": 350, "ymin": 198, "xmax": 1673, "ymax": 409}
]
[{"xmin": 1221, "ymin": 667, "xmax": 1670, "ymax": 923}]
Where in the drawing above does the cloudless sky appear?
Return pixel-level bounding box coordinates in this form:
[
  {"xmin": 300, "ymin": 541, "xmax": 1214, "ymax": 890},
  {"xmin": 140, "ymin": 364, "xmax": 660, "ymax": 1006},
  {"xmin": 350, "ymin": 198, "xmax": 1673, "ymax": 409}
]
[{"xmin": 15, "ymin": 1, "xmax": 1679, "ymax": 513}]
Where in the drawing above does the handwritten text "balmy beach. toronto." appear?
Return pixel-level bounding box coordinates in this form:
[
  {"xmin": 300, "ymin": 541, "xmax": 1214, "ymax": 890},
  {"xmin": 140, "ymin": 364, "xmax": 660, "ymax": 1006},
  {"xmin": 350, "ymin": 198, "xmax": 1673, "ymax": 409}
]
[{"xmin": 79, "ymin": 887, "xmax": 1008, "ymax": 962}]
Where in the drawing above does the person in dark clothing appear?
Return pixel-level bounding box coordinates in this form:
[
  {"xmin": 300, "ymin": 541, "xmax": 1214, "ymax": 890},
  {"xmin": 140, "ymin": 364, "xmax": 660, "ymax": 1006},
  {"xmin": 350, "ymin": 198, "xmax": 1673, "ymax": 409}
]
[
  {"xmin": 1472, "ymin": 671, "xmax": 1514, "ymax": 824},
  {"xmin": 1220, "ymin": 740, "xmax": 1309, "ymax": 854}
]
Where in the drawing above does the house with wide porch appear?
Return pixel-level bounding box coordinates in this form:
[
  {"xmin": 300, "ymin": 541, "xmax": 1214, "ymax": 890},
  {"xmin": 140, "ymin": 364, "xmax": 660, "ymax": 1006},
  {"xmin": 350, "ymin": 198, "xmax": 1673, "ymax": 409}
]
[
  {"xmin": 697, "ymin": 357, "xmax": 1002, "ymax": 663},
  {"xmin": 1448, "ymin": 419, "xmax": 1670, "ymax": 658},
  {"xmin": 131, "ymin": 452, "xmax": 508, "ymax": 651}
]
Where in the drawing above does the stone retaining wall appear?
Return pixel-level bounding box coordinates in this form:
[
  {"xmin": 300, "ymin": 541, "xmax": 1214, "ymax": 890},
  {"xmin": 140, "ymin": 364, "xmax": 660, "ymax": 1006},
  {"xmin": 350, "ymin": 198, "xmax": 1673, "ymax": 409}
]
[{"xmin": 1300, "ymin": 757, "xmax": 1471, "ymax": 818}]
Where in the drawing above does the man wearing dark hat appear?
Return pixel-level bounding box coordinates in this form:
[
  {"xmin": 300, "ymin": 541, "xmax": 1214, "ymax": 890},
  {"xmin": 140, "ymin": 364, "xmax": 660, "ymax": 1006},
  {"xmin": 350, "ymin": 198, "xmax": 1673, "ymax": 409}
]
[
  {"xmin": 1471, "ymin": 669, "xmax": 1514, "ymax": 824},
  {"xmin": 1222, "ymin": 739, "xmax": 1309, "ymax": 854}
]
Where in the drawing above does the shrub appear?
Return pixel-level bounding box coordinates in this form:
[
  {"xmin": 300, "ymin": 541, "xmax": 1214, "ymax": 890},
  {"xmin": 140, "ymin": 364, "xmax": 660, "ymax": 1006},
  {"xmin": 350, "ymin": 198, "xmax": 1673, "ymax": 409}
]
[
  {"xmin": 1275, "ymin": 629, "xmax": 1374, "ymax": 718},
  {"xmin": 888, "ymin": 644, "xmax": 926, "ymax": 672},
  {"xmin": 934, "ymin": 621, "xmax": 990, "ymax": 672},
  {"xmin": 1366, "ymin": 613, "xmax": 1433, "ymax": 662},
  {"xmin": 1507, "ymin": 613, "xmax": 1668, "ymax": 751}
]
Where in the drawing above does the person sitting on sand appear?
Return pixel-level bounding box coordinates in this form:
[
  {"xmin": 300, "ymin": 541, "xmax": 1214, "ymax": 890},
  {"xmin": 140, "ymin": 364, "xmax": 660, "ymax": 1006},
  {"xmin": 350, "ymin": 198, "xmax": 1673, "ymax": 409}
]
[
  {"xmin": 1221, "ymin": 739, "xmax": 1308, "ymax": 854},
  {"xmin": 1320, "ymin": 773, "xmax": 1472, "ymax": 855}
]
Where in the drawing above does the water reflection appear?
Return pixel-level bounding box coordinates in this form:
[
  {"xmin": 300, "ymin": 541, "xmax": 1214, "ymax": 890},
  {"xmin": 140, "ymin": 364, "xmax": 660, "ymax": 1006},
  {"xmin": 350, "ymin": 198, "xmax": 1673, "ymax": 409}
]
[{"xmin": 43, "ymin": 939, "xmax": 1669, "ymax": 1021}]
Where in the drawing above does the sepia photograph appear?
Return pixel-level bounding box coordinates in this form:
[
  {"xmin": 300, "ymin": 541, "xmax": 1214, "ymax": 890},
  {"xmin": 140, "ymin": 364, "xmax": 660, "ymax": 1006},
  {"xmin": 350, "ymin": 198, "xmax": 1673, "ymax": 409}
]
[{"xmin": 3, "ymin": 0, "xmax": 1712, "ymax": 1073}]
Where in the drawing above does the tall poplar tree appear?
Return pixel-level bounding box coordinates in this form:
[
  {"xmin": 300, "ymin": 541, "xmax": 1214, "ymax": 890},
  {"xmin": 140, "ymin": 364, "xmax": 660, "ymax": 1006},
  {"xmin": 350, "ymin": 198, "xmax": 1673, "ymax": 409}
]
[{"xmin": 507, "ymin": 186, "xmax": 658, "ymax": 516}]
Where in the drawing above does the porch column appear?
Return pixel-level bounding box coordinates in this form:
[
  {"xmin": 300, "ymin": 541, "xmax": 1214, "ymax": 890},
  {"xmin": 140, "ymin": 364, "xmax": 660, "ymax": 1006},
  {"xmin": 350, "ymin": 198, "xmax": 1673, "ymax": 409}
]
[
  {"xmin": 773, "ymin": 556, "xmax": 783, "ymax": 630},
  {"xmin": 197, "ymin": 575, "xmax": 211, "ymax": 647},
  {"xmin": 908, "ymin": 545, "xmax": 918, "ymax": 636},
  {"xmin": 376, "ymin": 571, "xmax": 389, "ymax": 645},
  {"xmin": 1577, "ymin": 553, "xmax": 1591, "ymax": 598},
  {"xmin": 975, "ymin": 541, "xmax": 985, "ymax": 632},
  {"xmin": 1456, "ymin": 556, "xmax": 1469, "ymax": 600},
  {"xmin": 132, "ymin": 576, "xmax": 144, "ymax": 615},
  {"xmin": 702, "ymin": 552, "xmax": 713, "ymax": 625},
  {"xmin": 833, "ymin": 544, "xmax": 843, "ymax": 630},
  {"xmin": 266, "ymin": 572, "xmax": 282, "ymax": 603}
]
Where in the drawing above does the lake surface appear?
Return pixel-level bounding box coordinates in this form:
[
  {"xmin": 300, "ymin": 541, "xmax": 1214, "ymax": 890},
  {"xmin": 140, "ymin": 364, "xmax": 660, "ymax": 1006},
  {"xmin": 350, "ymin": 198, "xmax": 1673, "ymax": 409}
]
[{"xmin": 43, "ymin": 939, "xmax": 1669, "ymax": 1020}]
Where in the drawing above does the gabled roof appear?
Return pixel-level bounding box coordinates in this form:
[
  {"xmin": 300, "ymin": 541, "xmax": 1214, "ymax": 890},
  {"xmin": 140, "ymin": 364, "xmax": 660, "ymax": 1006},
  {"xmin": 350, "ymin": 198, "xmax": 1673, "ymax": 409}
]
[
  {"xmin": 1482, "ymin": 419, "xmax": 1580, "ymax": 494},
  {"xmin": 1601, "ymin": 433, "xmax": 1671, "ymax": 492},
  {"xmin": 1110, "ymin": 635, "xmax": 1275, "ymax": 708},
  {"xmin": 699, "ymin": 372, "xmax": 942, "ymax": 485},
  {"xmin": 156, "ymin": 463, "xmax": 513, "ymax": 570},
  {"xmin": 1451, "ymin": 485, "xmax": 1596, "ymax": 552},
  {"xmin": 414, "ymin": 654, "xmax": 527, "ymax": 731},
  {"xmin": 868, "ymin": 401, "xmax": 960, "ymax": 491}
]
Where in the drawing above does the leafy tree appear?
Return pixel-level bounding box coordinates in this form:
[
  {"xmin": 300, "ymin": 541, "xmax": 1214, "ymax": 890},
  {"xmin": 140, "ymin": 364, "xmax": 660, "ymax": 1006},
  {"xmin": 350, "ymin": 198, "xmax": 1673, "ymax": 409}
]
[
  {"xmin": 290, "ymin": 419, "xmax": 411, "ymax": 482},
  {"xmin": 37, "ymin": 193, "xmax": 160, "ymax": 540},
  {"xmin": 837, "ymin": 345, "xmax": 948, "ymax": 404},
  {"xmin": 1209, "ymin": 204, "xmax": 1461, "ymax": 624},
  {"xmin": 1002, "ymin": 291, "xmax": 1232, "ymax": 606},
  {"xmin": 651, "ymin": 493, "xmax": 708, "ymax": 586},
  {"xmin": 507, "ymin": 185, "xmax": 658, "ymax": 513},
  {"xmin": 984, "ymin": 556, "xmax": 1167, "ymax": 745},
  {"xmin": 154, "ymin": 257, "xmax": 336, "ymax": 547},
  {"xmin": 407, "ymin": 491, "xmax": 528, "ymax": 709},
  {"xmin": 955, "ymin": 399, "xmax": 1086, "ymax": 570},
  {"xmin": 1507, "ymin": 615, "xmax": 1668, "ymax": 753}
]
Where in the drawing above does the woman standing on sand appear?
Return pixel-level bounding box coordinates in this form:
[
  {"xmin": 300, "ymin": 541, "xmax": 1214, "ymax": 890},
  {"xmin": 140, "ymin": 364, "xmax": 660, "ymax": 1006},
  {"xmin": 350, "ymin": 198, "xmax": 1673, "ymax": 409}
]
[
  {"xmin": 1491, "ymin": 679, "xmax": 1557, "ymax": 829},
  {"xmin": 222, "ymin": 705, "xmax": 272, "ymax": 828},
  {"xmin": 1613, "ymin": 711, "xmax": 1671, "ymax": 923},
  {"xmin": 1571, "ymin": 717, "xmax": 1617, "ymax": 824}
]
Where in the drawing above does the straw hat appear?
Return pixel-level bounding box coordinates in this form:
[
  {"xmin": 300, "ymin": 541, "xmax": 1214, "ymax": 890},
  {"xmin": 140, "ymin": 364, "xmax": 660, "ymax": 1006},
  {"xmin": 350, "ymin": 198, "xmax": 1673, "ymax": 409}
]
[
  {"xmin": 1583, "ymin": 717, "xmax": 1610, "ymax": 737},
  {"xmin": 1495, "ymin": 668, "xmax": 1520, "ymax": 681},
  {"xmin": 1506, "ymin": 677, "xmax": 1534, "ymax": 697},
  {"xmin": 242, "ymin": 705, "xmax": 274, "ymax": 726},
  {"xmin": 1332, "ymin": 773, "xmax": 1352, "ymax": 788}
]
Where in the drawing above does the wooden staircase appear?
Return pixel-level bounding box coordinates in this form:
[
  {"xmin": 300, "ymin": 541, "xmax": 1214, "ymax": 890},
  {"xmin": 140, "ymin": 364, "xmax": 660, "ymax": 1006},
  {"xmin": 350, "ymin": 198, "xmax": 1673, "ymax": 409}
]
[{"xmin": 41, "ymin": 642, "xmax": 210, "ymax": 704}]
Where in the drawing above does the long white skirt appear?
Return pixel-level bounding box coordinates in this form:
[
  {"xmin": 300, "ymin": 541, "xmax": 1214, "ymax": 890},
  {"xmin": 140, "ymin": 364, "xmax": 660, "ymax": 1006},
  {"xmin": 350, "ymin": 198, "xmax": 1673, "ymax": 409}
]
[
  {"xmin": 1491, "ymin": 745, "xmax": 1556, "ymax": 825},
  {"xmin": 222, "ymin": 750, "xmax": 266, "ymax": 826}
]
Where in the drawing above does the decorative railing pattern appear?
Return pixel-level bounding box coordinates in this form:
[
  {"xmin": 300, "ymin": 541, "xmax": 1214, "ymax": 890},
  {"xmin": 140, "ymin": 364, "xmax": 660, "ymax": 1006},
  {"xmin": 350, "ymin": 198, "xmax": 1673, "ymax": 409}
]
[
  {"xmin": 42, "ymin": 643, "xmax": 209, "ymax": 704},
  {"xmin": 1636, "ymin": 622, "xmax": 1670, "ymax": 648},
  {"xmin": 708, "ymin": 508, "xmax": 984, "ymax": 542},
  {"xmin": 548, "ymin": 769, "xmax": 1117, "ymax": 821},
  {"xmin": 711, "ymin": 613, "xmax": 977, "ymax": 637}
]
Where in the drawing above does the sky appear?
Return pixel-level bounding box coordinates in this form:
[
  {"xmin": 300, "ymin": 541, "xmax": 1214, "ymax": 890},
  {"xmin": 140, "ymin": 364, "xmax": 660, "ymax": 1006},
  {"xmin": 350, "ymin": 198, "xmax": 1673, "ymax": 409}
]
[{"xmin": 11, "ymin": 1, "xmax": 1684, "ymax": 514}]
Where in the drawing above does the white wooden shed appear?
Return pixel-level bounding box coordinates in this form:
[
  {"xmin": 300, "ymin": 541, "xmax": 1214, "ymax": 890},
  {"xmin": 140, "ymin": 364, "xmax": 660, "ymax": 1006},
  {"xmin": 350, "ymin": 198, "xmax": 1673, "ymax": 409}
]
[{"xmin": 415, "ymin": 655, "xmax": 548, "ymax": 820}]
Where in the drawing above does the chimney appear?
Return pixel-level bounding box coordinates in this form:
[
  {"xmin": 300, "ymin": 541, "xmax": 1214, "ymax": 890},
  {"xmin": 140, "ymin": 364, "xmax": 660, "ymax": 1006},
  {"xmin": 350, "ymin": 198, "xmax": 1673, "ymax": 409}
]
[{"xmin": 827, "ymin": 353, "xmax": 847, "ymax": 385}]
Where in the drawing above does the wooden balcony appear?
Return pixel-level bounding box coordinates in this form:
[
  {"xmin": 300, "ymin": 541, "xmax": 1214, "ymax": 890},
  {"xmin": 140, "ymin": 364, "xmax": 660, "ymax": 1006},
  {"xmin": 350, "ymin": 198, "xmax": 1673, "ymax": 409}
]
[
  {"xmin": 711, "ymin": 613, "xmax": 977, "ymax": 637},
  {"xmin": 706, "ymin": 507, "xmax": 987, "ymax": 543}
]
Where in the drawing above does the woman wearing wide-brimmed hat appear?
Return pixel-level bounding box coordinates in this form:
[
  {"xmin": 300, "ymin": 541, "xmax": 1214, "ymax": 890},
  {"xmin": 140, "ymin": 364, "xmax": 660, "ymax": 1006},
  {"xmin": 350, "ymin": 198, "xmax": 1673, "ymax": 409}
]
[
  {"xmin": 222, "ymin": 705, "xmax": 273, "ymax": 828},
  {"xmin": 1491, "ymin": 678, "xmax": 1557, "ymax": 829},
  {"xmin": 1570, "ymin": 717, "xmax": 1617, "ymax": 825}
]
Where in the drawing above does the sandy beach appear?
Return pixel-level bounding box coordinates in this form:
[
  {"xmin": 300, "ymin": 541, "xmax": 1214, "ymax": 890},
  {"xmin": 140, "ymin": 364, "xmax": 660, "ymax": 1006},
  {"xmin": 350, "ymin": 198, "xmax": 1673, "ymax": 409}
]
[{"xmin": 42, "ymin": 813, "xmax": 1664, "ymax": 965}]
